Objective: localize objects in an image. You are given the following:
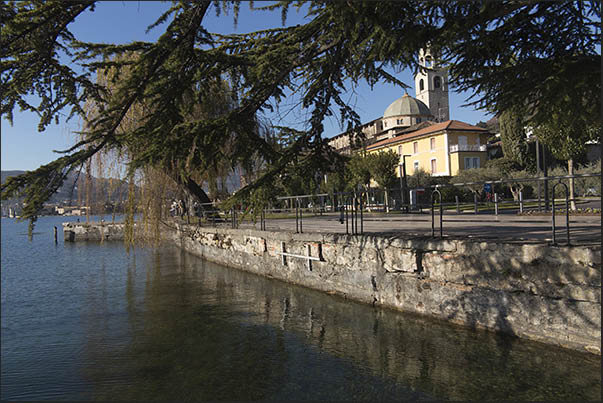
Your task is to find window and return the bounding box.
[464,157,480,169]
[430,137,436,150]
[458,135,467,146]
[417,117,421,123]
[397,145,402,156]
[384,121,387,128]
[413,141,418,154]
[414,161,419,172]
[431,159,437,174]
[434,76,441,89]
[419,79,424,91]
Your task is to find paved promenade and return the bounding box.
[234,211,601,246]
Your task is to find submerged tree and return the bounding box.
[2,1,600,233]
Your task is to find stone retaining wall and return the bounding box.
[168,223,601,355]
[62,221,131,241]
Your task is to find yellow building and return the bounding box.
[366,120,490,177]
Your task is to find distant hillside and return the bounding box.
[475,116,499,135]
[1,170,26,184]
[1,170,130,205]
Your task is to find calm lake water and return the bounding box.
[1,216,600,400]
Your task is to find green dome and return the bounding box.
[383,93,432,118]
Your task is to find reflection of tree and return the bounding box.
[87,247,288,401]
[175,249,600,401]
[81,245,600,401]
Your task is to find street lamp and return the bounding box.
[535,138,549,212]
[399,154,412,213]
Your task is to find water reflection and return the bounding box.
[79,246,599,401]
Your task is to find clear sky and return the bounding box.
[1,1,492,172]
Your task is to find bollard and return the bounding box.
[455,195,460,214]
[359,194,364,235]
[474,193,478,214]
[295,199,299,233]
[351,196,355,234]
[431,189,443,238]
[345,198,349,235]
[551,181,570,245]
[494,193,499,216]
[519,191,524,214]
[299,199,303,233]
[261,209,266,231]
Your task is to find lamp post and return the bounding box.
[399,154,411,213]
[536,137,541,211]
[535,138,550,211]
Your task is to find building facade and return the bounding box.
[328,48,490,176]
[366,120,489,177]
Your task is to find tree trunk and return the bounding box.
[166,172,222,220]
[508,184,523,201]
[384,188,389,212]
[568,159,576,210]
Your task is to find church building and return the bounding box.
[328,48,489,176]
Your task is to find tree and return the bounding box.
[368,150,399,212]
[406,168,431,190]
[505,170,534,202]
[2,1,600,226]
[499,107,532,169]
[485,158,532,201]
[533,104,600,210]
[346,153,372,192]
[576,160,601,198]
[451,167,501,198]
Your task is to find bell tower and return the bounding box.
[415,48,450,122]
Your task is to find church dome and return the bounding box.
[383,93,432,118]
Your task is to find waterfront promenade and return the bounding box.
[234,211,601,245]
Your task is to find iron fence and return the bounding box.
[172,173,600,245]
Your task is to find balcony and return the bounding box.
[449,144,487,152]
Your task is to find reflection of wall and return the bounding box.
[167,225,601,355]
[175,250,601,401]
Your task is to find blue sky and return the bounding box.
[1,1,492,171]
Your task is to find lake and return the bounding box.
[1,216,600,400]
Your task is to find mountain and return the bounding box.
[1,170,131,205]
[1,170,26,184]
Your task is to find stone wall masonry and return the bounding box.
[63,221,134,241]
[167,223,601,355]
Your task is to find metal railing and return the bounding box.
[171,173,600,245]
[551,181,570,246]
